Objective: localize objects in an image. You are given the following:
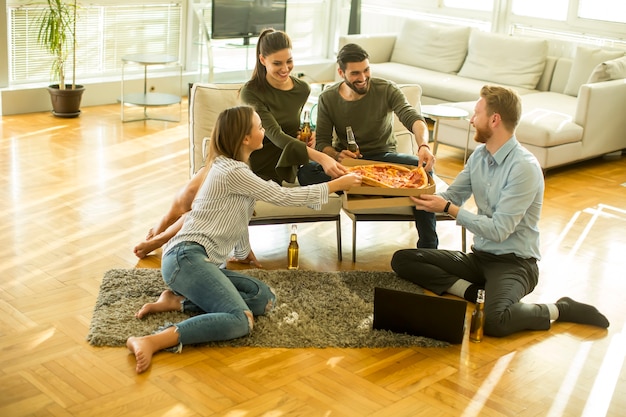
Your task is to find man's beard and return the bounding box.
[473,125,492,144]
[343,77,369,95]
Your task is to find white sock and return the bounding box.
[447,279,472,298]
[548,303,559,321]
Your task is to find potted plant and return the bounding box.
[36,0,85,117]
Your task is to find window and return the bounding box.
[511,0,626,25]
[578,0,626,24]
[7,1,181,85]
[443,0,493,12]
[512,0,568,20]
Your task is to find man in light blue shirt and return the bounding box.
[391,85,609,337]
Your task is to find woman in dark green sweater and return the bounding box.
[241,28,347,184]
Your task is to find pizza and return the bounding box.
[345,163,429,189]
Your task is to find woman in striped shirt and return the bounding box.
[127,106,361,374]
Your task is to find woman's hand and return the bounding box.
[307,131,316,148]
[318,151,349,179]
[328,172,362,193]
[229,250,263,268]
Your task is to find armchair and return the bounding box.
[189,83,344,260]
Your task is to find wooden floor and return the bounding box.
[2,101,625,416]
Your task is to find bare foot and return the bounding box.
[133,239,163,259]
[126,336,154,374]
[136,290,184,318]
[127,326,179,374]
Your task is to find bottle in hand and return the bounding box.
[300,111,312,143]
[346,126,360,157]
[287,224,299,270]
[469,289,486,342]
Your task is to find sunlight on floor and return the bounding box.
[582,322,626,417]
[546,341,593,416]
[462,352,516,417]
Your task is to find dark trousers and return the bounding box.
[391,248,551,337]
[298,152,438,248]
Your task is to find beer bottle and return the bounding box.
[300,111,312,143]
[469,289,486,343]
[287,224,299,270]
[346,126,360,156]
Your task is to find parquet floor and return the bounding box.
[1,101,625,416]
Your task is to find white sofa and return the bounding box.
[339,19,626,170]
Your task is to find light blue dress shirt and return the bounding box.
[439,136,544,260]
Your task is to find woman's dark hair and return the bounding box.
[248,28,292,90]
[336,43,369,72]
[207,105,255,164]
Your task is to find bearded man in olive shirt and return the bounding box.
[298,43,439,248]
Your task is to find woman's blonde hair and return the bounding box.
[207,105,255,165]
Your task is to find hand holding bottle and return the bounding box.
[346,126,362,158]
[300,110,313,144]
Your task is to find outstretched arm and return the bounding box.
[134,166,209,258]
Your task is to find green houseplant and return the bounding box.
[36,0,85,117]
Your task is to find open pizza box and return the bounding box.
[341,158,436,210]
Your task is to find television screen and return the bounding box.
[211,0,287,41]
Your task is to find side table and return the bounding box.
[120,54,182,122]
[421,105,471,161]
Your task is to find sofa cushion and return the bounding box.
[587,56,626,83]
[371,62,538,103]
[252,194,342,221]
[458,31,548,89]
[516,92,582,147]
[390,19,470,73]
[437,92,582,149]
[563,46,624,96]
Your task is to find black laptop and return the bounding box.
[373,287,468,344]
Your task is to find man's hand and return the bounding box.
[336,149,362,162]
[418,145,436,172]
[410,193,447,213]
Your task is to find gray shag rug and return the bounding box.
[87,268,449,349]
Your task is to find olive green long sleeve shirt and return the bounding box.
[240,77,310,184]
[315,78,425,155]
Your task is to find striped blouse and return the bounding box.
[163,156,329,264]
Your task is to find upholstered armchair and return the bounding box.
[188,83,344,260]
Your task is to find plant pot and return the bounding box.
[47,84,85,118]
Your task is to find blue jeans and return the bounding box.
[298,152,438,248]
[161,242,276,347]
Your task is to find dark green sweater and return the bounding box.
[240,77,310,184]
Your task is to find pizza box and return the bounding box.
[342,158,436,197]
